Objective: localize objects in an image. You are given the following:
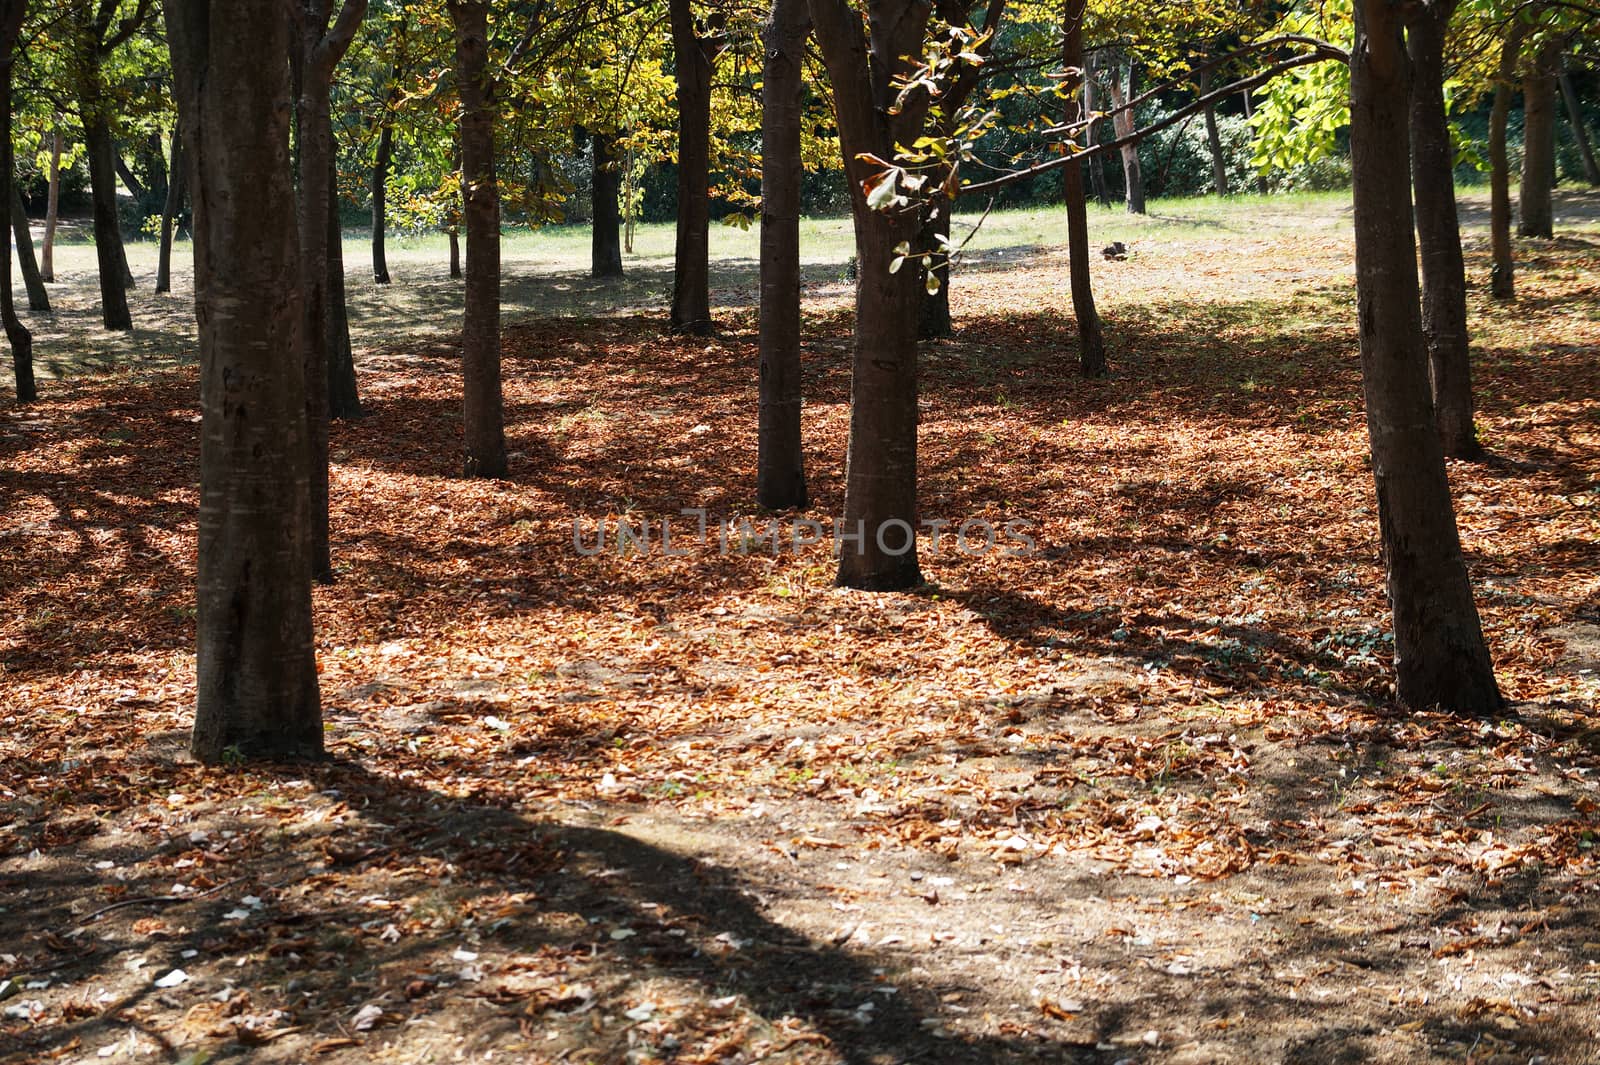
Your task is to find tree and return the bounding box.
[1103,53,1146,214]
[449,0,506,478]
[1063,0,1105,376]
[371,63,397,284]
[1348,0,1502,714]
[1406,0,1477,456]
[293,0,368,584]
[1559,60,1600,184]
[1488,17,1528,298]
[70,0,155,331]
[1518,36,1560,239]
[755,0,808,510]
[9,185,49,312]
[807,0,940,590]
[3,0,34,404]
[591,130,624,278]
[154,134,184,293]
[165,0,323,762]
[40,128,60,282]
[668,0,717,334]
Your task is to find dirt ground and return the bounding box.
[3,194,1600,1064]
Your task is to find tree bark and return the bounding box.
[808,0,930,590]
[1107,57,1145,214]
[327,157,362,419]
[155,133,185,293]
[449,0,506,478]
[668,0,714,334]
[591,131,623,278]
[2,0,35,403]
[41,128,60,282]
[1064,0,1105,377]
[1488,21,1527,298]
[1560,65,1600,185]
[756,0,809,510]
[371,116,392,283]
[165,0,323,762]
[83,113,133,328]
[1407,1,1477,458]
[1199,67,1228,196]
[448,226,460,277]
[1348,0,1502,716]
[10,186,49,312]
[1518,38,1559,239]
[918,193,953,338]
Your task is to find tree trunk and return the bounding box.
[156,133,185,293]
[1488,23,1526,298]
[450,0,506,479]
[1518,38,1559,239]
[1084,56,1108,206]
[371,117,392,284]
[2,1,35,403]
[808,0,929,591]
[1199,67,1228,196]
[447,226,460,277]
[918,193,952,338]
[1407,2,1477,458]
[40,128,60,282]
[83,113,133,329]
[668,0,714,334]
[1107,57,1145,214]
[10,186,49,312]
[756,0,809,510]
[1559,65,1600,185]
[327,160,362,419]
[165,0,323,763]
[1064,0,1105,377]
[1348,0,1502,716]
[591,131,623,278]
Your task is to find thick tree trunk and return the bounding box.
[808,0,929,590]
[41,128,60,282]
[1199,67,1228,196]
[10,187,49,312]
[166,0,323,763]
[83,113,133,329]
[1407,3,1477,458]
[1488,22,1526,299]
[668,0,714,334]
[1518,39,1559,239]
[756,0,809,510]
[156,133,185,293]
[327,158,362,419]
[450,0,506,478]
[591,131,623,278]
[1560,66,1600,185]
[1064,0,1105,377]
[1107,58,1146,214]
[371,118,392,284]
[2,2,35,403]
[1349,0,1502,716]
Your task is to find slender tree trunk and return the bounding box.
[668,0,714,334]
[624,138,637,253]
[327,156,362,419]
[2,1,35,403]
[808,0,929,591]
[40,128,59,282]
[756,0,809,510]
[1199,67,1228,196]
[1518,38,1559,239]
[1064,0,1105,377]
[1407,2,1477,458]
[450,0,505,478]
[1349,0,1502,716]
[166,0,323,763]
[1107,57,1145,214]
[1084,56,1108,206]
[155,133,185,293]
[447,226,460,277]
[1489,22,1527,298]
[371,117,392,283]
[591,131,623,278]
[10,187,49,312]
[1559,65,1600,185]
[83,113,133,329]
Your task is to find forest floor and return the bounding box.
[4,191,1600,1064]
